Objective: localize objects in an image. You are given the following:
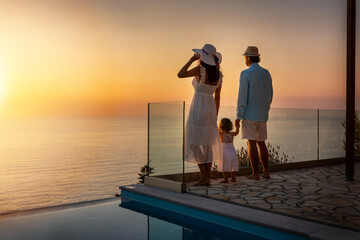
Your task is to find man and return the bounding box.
[235,46,273,180]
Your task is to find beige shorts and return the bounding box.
[241,119,267,141]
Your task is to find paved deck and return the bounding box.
[187,162,360,232]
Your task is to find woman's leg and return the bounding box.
[205,162,212,182]
[221,172,229,183]
[195,163,209,185]
[230,172,237,182]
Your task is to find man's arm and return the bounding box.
[236,71,248,121]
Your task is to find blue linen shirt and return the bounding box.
[236,63,273,122]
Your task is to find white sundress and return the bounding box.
[218,133,239,172]
[185,66,223,164]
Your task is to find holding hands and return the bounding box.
[235,119,240,128]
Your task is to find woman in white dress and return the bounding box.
[177,44,223,186]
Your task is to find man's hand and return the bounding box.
[235,119,240,128]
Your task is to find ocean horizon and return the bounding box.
[0,107,348,215]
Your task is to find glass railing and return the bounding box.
[148,102,185,179]
[148,103,348,181]
[319,109,346,159]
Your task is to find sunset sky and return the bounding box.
[0,0,359,117]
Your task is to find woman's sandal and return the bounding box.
[262,174,270,179]
[194,181,211,186]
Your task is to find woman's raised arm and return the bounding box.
[178,54,200,78]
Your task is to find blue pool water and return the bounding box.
[0,196,307,240]
[121,190,307,240]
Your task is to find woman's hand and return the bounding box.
[190,53,200,62]
[177,53,201,78]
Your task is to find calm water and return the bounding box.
[0,199,282,240]
[0,108,347,214]
[0,116,147,214]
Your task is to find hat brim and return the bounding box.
[243,52,260,57]
[193,49,222,66]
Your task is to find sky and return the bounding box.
[0,0,358,117]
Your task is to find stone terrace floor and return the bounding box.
[187,162,360,232]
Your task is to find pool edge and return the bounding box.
[120,184,360,240]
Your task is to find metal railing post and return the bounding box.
[317,109,320,160]
[346,0,356,181]
[182,101,185,183]
[147,103,150,169]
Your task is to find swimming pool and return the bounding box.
[0,193,309,240]
[121,189,308,240]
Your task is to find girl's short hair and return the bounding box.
[219,118,233,132]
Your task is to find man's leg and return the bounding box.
[257,141,270,179]
[247,140,260,180]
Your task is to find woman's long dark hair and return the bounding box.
[200,55,220,83]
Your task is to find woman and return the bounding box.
[177,44,223,186]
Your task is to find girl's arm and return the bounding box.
[214,85,221,116]
[177,54,200,78]
[231,124,240,137]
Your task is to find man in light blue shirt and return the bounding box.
[235,46,273,180]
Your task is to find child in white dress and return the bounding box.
[218,118,239,183]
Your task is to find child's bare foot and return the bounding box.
[247,174,259,180]
[220,179,229,183]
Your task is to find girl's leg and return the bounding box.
[221,172,229,183]
[230,172,237,182]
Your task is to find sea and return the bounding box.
[0,107,349,215]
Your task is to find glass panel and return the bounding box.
[267,108,317,163]
[185,106,318,174]
[184,104,199,173]
[148,102,184,178]
[319,110,346,159]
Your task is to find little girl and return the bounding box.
[218,118,239,183]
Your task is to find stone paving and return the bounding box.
[187,163,360,232]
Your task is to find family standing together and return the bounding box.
[178,44,273,186]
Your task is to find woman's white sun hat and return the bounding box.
[192,44,222,66]
[243,46,260,57]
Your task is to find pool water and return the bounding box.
[0,197,305,240]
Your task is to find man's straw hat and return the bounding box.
[243,46,260,57]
